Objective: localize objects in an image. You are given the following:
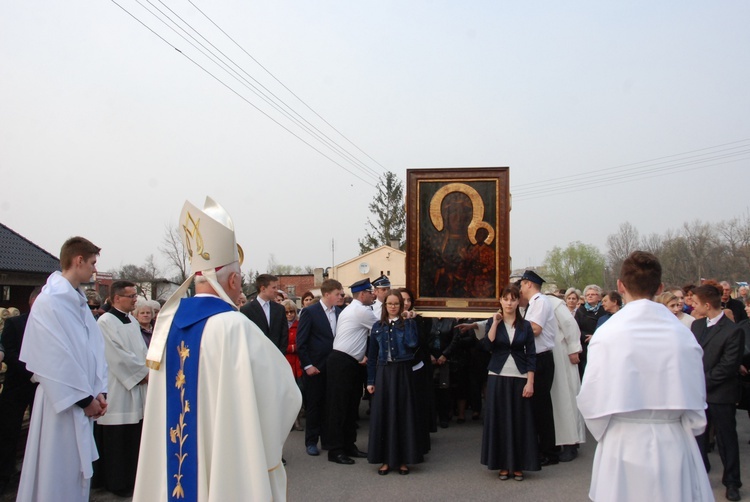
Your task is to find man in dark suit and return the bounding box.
[296,279,343,456]
[241,274,288,353]
[692,283,744,502]
[0,287,42,495]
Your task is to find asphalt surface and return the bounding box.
[3,402,750,501]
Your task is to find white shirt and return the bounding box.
[372,299,383,320]
[333,299,378,361]
[706,311,724,328]
[524,292,557,353]
[320,300,337,335]
[257,297,271,326]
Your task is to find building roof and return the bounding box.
[334,245,405,269]
[0,223,60,274]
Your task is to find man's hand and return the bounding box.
[568,353,580,365]
[359,356,368,366]
[437,355,447,365]
[305,366,321,376]
[85,394,107,419]
[367,385,375,394]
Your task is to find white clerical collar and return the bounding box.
[706,311,724,328]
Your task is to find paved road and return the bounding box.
[4,403,750,501]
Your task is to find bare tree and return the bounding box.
[160,223,189,284]
[606,222,640,273]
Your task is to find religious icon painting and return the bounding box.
[406,167,510,316]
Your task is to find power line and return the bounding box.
[109,0,378,187]
[186,0,389,176]
[513,138,750,189]
[150,0,382,181]
[513,149,749,201]
[514,147,750,197]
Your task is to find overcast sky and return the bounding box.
[2,1,748,279]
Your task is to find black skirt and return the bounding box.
[413,361,435,453]
[368,361,424,467]
[481,375,540,472]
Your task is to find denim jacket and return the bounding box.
[367,318,419,385]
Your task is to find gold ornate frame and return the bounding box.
[406,167,510,317]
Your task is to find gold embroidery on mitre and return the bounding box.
[182,212,211,261]
[237,244,244,266]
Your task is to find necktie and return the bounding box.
[263,301,271,326]
[327,307,337,336]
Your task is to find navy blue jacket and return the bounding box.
[296,301,340,370]
[367,318,419,385]
[483,318,536,375]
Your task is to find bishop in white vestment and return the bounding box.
[133,197,301,502]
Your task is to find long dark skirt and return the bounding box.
[368,361,424,467]
[481,375,540,472]
[413,362,434,453]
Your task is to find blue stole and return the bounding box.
[165,296,233,501]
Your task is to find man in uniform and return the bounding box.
[133,197,301,501]
[17,237,108,502]
[325,278,376,464]
[520,270,558,465]
[371,275,391,319]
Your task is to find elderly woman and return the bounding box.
[133,301,155,347]
[574,284,606,377]
[595,291,622,329]
[564,288,582,315]
[282,299,304,431]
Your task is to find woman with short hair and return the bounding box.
[133,301,154,347]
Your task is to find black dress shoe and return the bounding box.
[540,456,559,466]
[328,453,355,465]
[558,446,578,462]
[726,485,741,501]
[345,447,368,458]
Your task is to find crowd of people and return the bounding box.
[1,206,750,501]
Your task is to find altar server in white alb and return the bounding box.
[17,237,109,502]
[133,197,301,502]
[577,251,712,502]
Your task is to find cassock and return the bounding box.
[577,299,712,502]
[548,295,586,446]
[17,271,108,502]
[133,295,301,502]
[96,308,148,492]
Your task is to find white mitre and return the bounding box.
[146,196,244,370]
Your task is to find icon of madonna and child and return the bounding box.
[418,181,499,299]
